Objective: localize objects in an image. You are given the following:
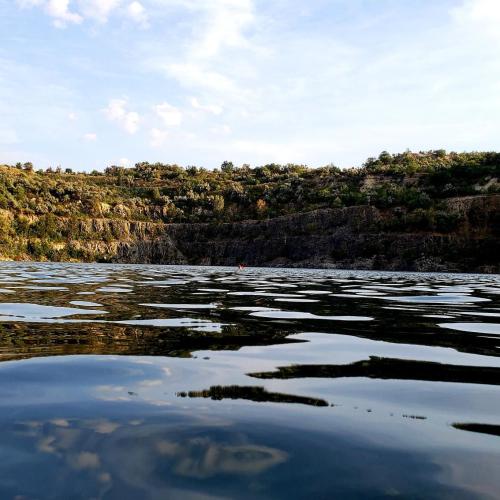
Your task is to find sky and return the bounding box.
[0,0,499,171]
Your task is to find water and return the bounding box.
[0,263,499,499]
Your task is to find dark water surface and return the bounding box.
[0,263,499,499]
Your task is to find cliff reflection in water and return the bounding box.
[249,356,500,385]
[178,385,329,407]
[0,263,499,498]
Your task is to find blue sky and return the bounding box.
[0,0,499,170]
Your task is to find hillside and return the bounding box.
[0,150,499,272]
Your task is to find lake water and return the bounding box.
[0,263,499,499]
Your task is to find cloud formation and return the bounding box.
[190,97,223,115]
[78,0,122,24]
[452,0,500,40]
[104,99,140,134]
[7,0,500,170]
[16,0,148,27]
[127,1,148,27]
[154,102,182,127]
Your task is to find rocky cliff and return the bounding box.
[106,195,499,272]
[1,152,498,272]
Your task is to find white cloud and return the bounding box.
[16,0,149,26]
[117,157,131,167]
[68,112,77,121]
[123,112,140,134]
[150,128,169,147]
[17,0,83,28]
[190,97,223,115]
[452,0,500,40]
[83,132,97,141]
[166,63,236,93]
[46,0,83,27]
[10,0,500,170]
[77,0,122,24]
[104,99,140,134]
[154,102,182,126]
[190,0,255,59]
[145,0,256,104]
[453,0,500,22]
[126,1,148,27]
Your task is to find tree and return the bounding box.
[378,151,392,164]
[221,161,234,173]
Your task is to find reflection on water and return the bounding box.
[178,385,329,406]
[249,356,500,385]
[453,423,500,437]
[0,263,499,498]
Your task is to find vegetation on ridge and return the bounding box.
[0,150,498,262]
